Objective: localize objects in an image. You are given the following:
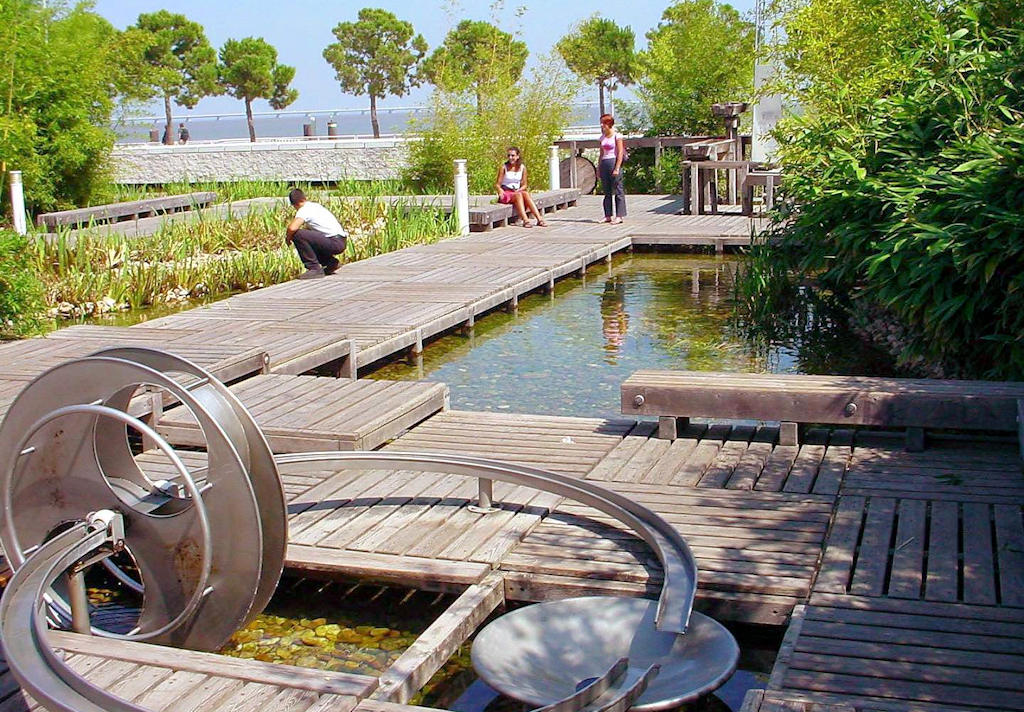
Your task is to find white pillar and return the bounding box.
[454,159,470,236]
[9,170,27,235]
[548,145,560,190]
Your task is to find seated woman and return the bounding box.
[495,147,547,228]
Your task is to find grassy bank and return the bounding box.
[4,192,454,337]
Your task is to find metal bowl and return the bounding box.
[471,596,739,711]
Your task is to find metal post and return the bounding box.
[454,159,470,236]
[548,145,560,190]
[469,477,499,514]
[9,170,27,235]
[67,569,91,634]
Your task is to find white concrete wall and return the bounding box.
[112,137,413,184]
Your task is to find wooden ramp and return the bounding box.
[0,631,376,712]
[766,438,1024,711]
[155,374,448,452]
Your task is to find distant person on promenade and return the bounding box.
[599,114,626,224]
[495,147,548,228]
[285,188,348,279]
[178,123,190,144]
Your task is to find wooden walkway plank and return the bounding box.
[995,504,1024,606]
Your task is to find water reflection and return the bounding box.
[600,277,629,364]
[369,253,892,418]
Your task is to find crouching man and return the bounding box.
[286,188,348,279]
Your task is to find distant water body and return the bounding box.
[115,104,602,144]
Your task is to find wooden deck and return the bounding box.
[765,437,1024,711]
[155,374,448,452]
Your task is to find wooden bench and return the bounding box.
[468,188,580,231]
[622,370,1024,452]
[36,191,217,230]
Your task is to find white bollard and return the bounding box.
[9,170,27,235]
[454,159,470,236]
[548,145,560,190]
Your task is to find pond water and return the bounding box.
[368,253,892,418]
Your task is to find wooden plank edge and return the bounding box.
[285,545,491,590]
[768,603,808,691]
[373,572,505,703]
[48,630,377,698]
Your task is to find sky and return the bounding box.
[92,0,757,117]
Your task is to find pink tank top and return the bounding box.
[600,133,617,160]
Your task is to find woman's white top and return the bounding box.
[502,163,524,190]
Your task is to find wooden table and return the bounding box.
[680,160,751,215]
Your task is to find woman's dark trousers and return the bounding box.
[292,229,347,269]
[599,158,627,218]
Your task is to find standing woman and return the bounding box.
[599,114,626,224]
[496,147,548,228]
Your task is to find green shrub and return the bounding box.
[0,230,46,338]
[749,5,1024,379]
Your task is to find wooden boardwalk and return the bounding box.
[7,196,1019,710]
[132,194,764,376]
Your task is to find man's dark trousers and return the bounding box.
[292,228,347,269]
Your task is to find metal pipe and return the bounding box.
[66,569,91,635]
[478,478,493,509]
[454,159,470,236]
[9,170,27,235]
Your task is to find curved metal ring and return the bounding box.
[5,403,214,642]
[0,519,150,712]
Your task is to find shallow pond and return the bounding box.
[367,253,891,418]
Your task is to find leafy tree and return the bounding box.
[765,0,927,122]
[556,17,635,116]
[127,11,220,145]
[1,1,126,214]
[219,37,298,142]
[422,20,527,113]
[323,8,427,139]
[637,0,755,135]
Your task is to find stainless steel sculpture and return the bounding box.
[0,349,738,712]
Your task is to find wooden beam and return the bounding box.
[373,572,505,704]
[49,630,377,697]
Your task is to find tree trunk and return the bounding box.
[245,98,256,143]
[370,94,380,138]
[598,81,606,117]
[163,94,174,145]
